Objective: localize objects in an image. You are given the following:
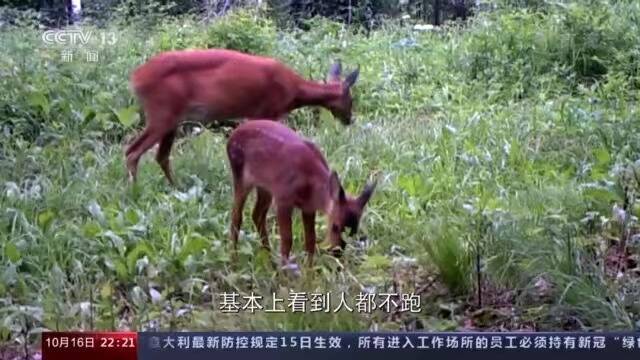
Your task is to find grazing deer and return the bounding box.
[226,120,376,267]
[125,48,360,185]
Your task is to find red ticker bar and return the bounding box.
[42,332,138,360]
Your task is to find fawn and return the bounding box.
[226,120,376,267]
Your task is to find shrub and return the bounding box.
[205,8,277,55]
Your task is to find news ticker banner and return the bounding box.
[42,331,640,360]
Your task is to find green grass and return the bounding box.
[2,1,640,346]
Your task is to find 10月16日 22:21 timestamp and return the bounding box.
[44,334,135,349]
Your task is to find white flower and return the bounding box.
[414,24,436,31]
[149,288,162,304]
[612,203,626,223]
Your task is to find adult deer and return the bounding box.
[227,119,376,267]
[125,48,360,185]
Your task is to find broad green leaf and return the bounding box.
[114,260,129,281]
[0,326,11,342]
[126,242,152,272]
[254,247,272,272]
[4,243,21,263]
[319,108,333,124]
[179,234,208,261]
[83,221,102,238]
[38,209,55,231]
[361,254,391,271]
[125,209,139,225]
[115,106,140,128]
[28,92,49,113]
[397,175,420,196]
[593,148,610,166]
[83,107,97,124]
[100,283,113,299]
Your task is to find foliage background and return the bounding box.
[1,0,640,355]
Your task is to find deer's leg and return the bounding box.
[125,128,149,157]
[228,142,246,252]
[125,128,151,182]
[229,184,251,252]
[252,187,273,251]
[275,204,294,267]
[126,104,182,183]
[302,211,316,267]
[126,127,170,183]
[156,130,177,186]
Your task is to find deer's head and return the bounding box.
[326,60,360,125]
[325,171,376,257]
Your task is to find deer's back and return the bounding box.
[131,49,301,119]
[227,120,330,202]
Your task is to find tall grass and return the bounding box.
[1,1,640,346]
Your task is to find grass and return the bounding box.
[2,1,640,348]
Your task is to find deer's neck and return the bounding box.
[293,81,341,109]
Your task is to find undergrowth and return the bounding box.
[1,1,640,348]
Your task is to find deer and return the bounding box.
[124,48,360,186]
[226,119,377,268]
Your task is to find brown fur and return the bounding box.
[226,120,376,267]
[125,48,359,185]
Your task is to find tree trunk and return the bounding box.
[65,0,73,24]
[452,0,468,21]
[433,0,441,26]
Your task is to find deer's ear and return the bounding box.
[329,170,346,203]
[328,60,342,82]
[357,179,377,208]
[344,66,360,88]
